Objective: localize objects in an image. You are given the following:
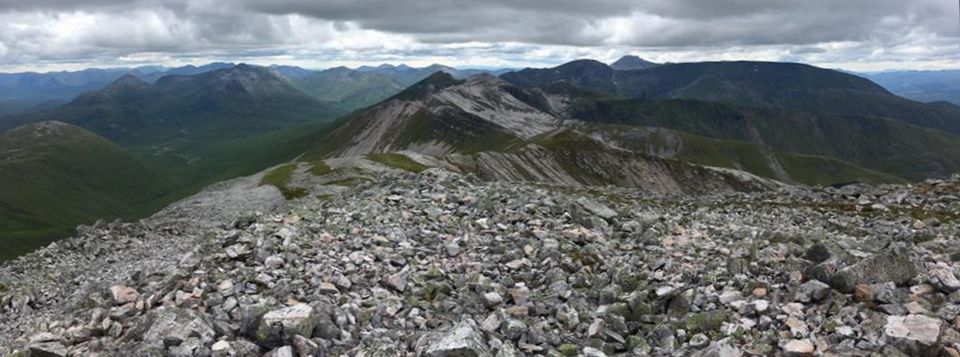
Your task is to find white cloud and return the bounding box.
[0,0,957,72]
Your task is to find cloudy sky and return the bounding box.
[0,0,957,72]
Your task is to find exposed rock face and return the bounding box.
[330,74,566,158]
[422,318,491,357]
[109,285,139,305]
[782,339,814,356]
[795,280,831,303]
[444,133,781,195]
[2,167,960,356]
[255,304,318,347]
[139,307,217,354]
[884,314,943,355]
[829,252,918,292]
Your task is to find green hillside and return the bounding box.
[571,98,960,181]
[503,60,960,134]
[0,121,175,260]
[56,65,343,146]
[0,65,351,260]
[23,65,349,187]
[292,68,405,110]
[587,125,905,186]
[301,73,899,187]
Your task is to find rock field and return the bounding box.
[3,167,960,356]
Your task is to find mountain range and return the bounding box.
[4,55,960,260]
[863,70,960,106]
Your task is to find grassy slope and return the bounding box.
[300,74,903,186]
[0,123,175,260]
[367,153,429,173]
[504,60,960,135]
[0,114,340,262]
[666,130,905,185]
[526,129,764,192]
[260,163,307,199]
[0,67,379,261]
[572,98,960,181]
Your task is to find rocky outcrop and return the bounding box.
[2,167,960,356]
[445,131,782,195]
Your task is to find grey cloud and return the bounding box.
[0,0,957,71]
[234,0,958,46]
[1,0,955,47]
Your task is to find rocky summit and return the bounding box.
[2,166,960,356]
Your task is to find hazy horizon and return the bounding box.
[4,56,960,76]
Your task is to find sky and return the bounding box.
[0,0,958,73]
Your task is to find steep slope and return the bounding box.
[307,72,561,158]
[302,73,782,192]
[503,60,960,134]
[0,121,174,260]
[52,64,342,146]
[579,125,905,185]
[303,71,921,187]
[503,60,619,95]
[1,65,347,229]
[570,98,960,181]
[444,129,779,193]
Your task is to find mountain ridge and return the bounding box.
[502,60,960,135]
[300,71,906,188]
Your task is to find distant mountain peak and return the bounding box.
[560,59,609,67]
[389,71,463,101]
[610,55,659,70]
[111,73,148,86]
[425,63,455,71]
[465,72,503,85]
[68,73,150,105]
[554,59,614,74]
[1,121,92,160]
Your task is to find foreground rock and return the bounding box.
[421,319,491,357]
[2,168,960,356]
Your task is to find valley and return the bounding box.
[6,58,960,260]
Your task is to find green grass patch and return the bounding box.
[684,311,728,334]
[0,122,180,261]
[308,160,333,176]
[367,153,429,173]
[778,154,906,186]
[259,163,308,199]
